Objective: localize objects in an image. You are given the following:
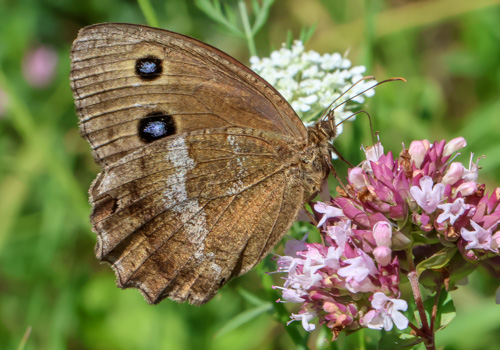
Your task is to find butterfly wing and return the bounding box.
[70,23,307,166]
[91,127,304,305]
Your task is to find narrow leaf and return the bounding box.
[251,0,275,34]
[195,0,244,37]
[251,0,260,15]
[379,333,424,350]
[137,0,159,28]
[416,247,457,275]
[299,24,317,44]
[237,287,268,307]
[285,29,293,49]
[214,303,273,339]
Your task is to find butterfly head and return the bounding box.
[308,113,337,146]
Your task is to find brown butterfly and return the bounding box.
[70,23,337,305]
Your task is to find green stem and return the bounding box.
[16,326,32,350]
[137,0,159,27]
[358,328,366,350]
[238,0,257,56]
[362,0,376,72]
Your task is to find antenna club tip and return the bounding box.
[393,77,407,83]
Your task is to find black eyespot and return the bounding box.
[138,113,176,143]
[135,56,162,80]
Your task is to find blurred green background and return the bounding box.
[1,0,500,349]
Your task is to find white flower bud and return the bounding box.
[442,162,465,185]
[443,137,467,157]
[457,182,477,196]
[348,167,366,189]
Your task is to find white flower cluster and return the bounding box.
[250,40,376,132]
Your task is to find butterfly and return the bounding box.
[70,23,337,305]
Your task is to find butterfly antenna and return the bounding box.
[331,77,406,120]
[319,75,375,122]
[322,77,407,123]
[335,110,376,147]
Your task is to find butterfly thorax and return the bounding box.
[298,120,336,201]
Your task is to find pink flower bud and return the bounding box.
[348,167,366,189]
[373,221,392,247]
[443,137,467,157]
[442,162,465,185]
[457,182,477,196]
[408,140,428,168]
[374,246,392,266]
[323,301,341,314]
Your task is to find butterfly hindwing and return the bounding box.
[90,127,304,304]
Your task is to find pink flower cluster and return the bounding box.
[274,137,500,338]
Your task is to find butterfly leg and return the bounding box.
[324,154,347,192]
[300,204,318,226]
[330,145,353,168]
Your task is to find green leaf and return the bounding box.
[251,0,275,35]
[251,0,261,15]
[416,247,457,275]
[424,290,456,331]
[379,333,424,350]
[299,23,317,44]
[136,0,159,28]
[237,287,268,307]
[446,254,477,290]
[195,0,244,37]
[285,29,294,49]
[214,303,274,339]
[223,2,237,27]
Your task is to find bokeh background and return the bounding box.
[1,0,500,349]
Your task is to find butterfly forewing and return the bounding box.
[70,23,307,166]
[90,128,304,304]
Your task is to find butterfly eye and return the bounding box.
[138,113,176,143]
[135,56,162,80]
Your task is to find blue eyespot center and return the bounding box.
[135,57,162,80]
[138,113,175,142]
